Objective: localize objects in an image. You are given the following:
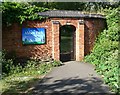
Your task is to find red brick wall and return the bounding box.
[2,20,53,60]
[51,18,79,60]
[2,18,106,61]
[84,18,106,55]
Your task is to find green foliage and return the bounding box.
[30,2,120,14]
[1,51,61,93]
[2,2,120,26]
[52,60,62,67]
[84,7,119,93]
[0,51,2,81]
[32,2,120,12]
[1,50,22,76]
[2,2,48,25]
[2,50,61,77]
[2,51,14,76]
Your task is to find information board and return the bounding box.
[22,28,46,45]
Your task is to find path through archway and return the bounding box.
[60,25,76,62]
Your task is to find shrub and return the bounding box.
[2,50,61,77]
[52,60,62,67]
[84,7,119,93]
[2,51,14,76]
[1,51,22,76]
[2,2,48,25]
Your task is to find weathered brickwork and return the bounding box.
[2,17,106,61]
[2,20,53,60]
[84,18,106,55]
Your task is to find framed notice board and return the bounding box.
[22,28,46,45]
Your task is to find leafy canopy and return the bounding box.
[2,2,120,25]
[2,2,48,25]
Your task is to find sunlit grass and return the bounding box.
[1,60,61,94]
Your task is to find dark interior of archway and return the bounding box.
[60,25,76,62]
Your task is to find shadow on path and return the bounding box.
[31,76,112,94]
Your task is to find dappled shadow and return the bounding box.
[30,76,112,95]
[2,76,113,95]
[2,78,41,95]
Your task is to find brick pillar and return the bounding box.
[79,19,84,61]
[76,22,80,61]
[76,19,84,61]
[52,21,60,61]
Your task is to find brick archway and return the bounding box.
[60,25,76,62]
[51,18,84,61]
[3,10,106,62]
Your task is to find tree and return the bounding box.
[2,2,48,25]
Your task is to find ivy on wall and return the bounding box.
[2,2,48,26]
[84,7,120,93]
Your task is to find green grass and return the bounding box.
[1,76,41,94]
[1,60,61,94]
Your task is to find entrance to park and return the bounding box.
[60,25,76,62]
[3,10,106,62]
[51,18,85,61]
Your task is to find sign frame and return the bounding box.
[22,28,46,45]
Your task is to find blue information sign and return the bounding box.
[22,28,46,45]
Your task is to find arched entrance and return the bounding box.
[51,19,85,61]
[2,10,106,62]
[60,25,76,62]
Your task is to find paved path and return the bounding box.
[31,61,113,94]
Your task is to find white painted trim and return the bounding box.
[52,22,54,59]
[76,21,80,61]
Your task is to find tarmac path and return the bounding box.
[31,61,113,95]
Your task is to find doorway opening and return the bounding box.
[60,25,76,62]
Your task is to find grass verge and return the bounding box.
[1,60,61,95]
